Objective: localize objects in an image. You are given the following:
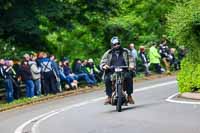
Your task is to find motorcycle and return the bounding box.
[110,66,129,112]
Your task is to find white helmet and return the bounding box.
[110,36,120,46]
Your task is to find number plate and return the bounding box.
[115,68,123,72]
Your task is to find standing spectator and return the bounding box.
[37,52,57,95]
[8,60,20,100]
[138,46,150,76]
[129,43,138,68]
[0,59,5,80]
[129,43,138,73]
[0,59,5,73]
[50,55,62,92]
[12,60,21,99]
[149,42,162,74]
[0,60,15,102]
[29,53,42,96]
[17,54,35,98]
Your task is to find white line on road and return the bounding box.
[15,80,177,133]
[14,110,56,133]
[134,81,177,92]
[166,93,200,105]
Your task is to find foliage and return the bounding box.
[104,0,183,49]
[167,0,200,92]
[0,0,183,61]
[177,58,200,93]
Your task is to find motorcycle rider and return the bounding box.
[100,36,135,105]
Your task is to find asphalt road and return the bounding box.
[0,76,200,133]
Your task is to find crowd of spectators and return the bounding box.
[130,39,187,76]
[0,52,102,103]
[0,39,187,103]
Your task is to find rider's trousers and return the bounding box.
[104,72,133,97]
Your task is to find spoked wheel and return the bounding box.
[116,96,122,112]
[116,84,122,112]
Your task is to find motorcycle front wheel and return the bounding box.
[116,84,122,112]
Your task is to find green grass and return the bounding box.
[134,73,145,80]
[0,95,52,109]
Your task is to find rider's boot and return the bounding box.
[104,96,111,105]
[127,95,135,104]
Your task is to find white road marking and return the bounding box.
[14,110,56,133]
[15,80,178,133]
[134,81,177,92]
[166,93,200,105]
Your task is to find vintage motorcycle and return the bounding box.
[110,66,129,112]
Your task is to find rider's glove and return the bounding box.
[102,64,110,70]
[128,66,135,70]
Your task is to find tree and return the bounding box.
[0,0,183,61]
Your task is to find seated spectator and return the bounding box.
[168,48,179,70]
[177,46,187,69]
[72,59,96,86]
[159,39,171,74]
[59,60,78,89]
[82,59,97,84]
[86,58,102,82]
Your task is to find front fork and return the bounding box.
[111,76,127,105]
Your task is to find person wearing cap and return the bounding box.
[86,58,101,82]
[100,36,135,105]
[88,58,100,74]
[81,59,97,84]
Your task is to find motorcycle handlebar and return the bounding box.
[110,66,128,68]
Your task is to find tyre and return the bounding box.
[116,96,122,112]
[116,84,122,112]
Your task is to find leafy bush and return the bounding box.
[167,0,200,92]
[177,58,200,93]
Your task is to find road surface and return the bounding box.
[0,76,199,133]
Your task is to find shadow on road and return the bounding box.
[105,101,165,113]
